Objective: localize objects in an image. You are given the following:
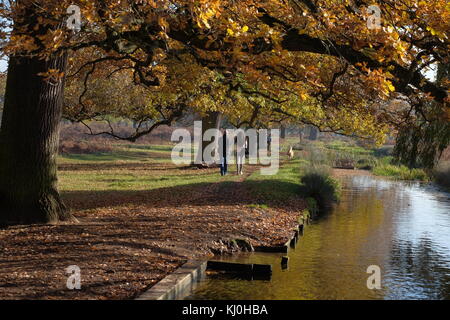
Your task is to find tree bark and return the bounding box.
[308,126,319,141]
[299,127,304,143]
[195,111,223,165]
[280,125,286,139]
[0,52,74,225]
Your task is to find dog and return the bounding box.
[288,146,294,159]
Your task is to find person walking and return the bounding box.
[220,129,228,176]
[236,131,245,175]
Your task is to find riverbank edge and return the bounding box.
[136,260,208,300]
[136,211,309,300]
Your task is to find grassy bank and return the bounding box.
[59,140,341,215]
[294,140,431,182]
[300,165,341,212]
[241,156,341,214]
[372,163,429,181]
[243,159,306,202]
[58,143,241,192]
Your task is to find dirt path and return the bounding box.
[0,165,305,300]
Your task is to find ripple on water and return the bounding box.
[185,175,450,300]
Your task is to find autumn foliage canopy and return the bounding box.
[0,0,449,142]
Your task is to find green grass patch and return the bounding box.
[299,165,341,211]
[297,140,380,169]
[305,197,319,216]
[372,164,429,181]
[59,146,173,164]
[60,152,148,162]
[118,144,175,153]
[243,159,306,201]
[325,141,374,155]
[60,171,239,192]
[58,144,242,192]
[59,168,240,192]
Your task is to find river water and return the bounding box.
[185,174,450,300]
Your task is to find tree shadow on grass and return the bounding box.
[58,161,183,172]
[61,179,304,212]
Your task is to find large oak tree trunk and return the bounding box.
[0,52,74,225]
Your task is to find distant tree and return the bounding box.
[308,127,319,141]
[394,64,450,169]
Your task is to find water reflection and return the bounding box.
[185,175,450,300]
